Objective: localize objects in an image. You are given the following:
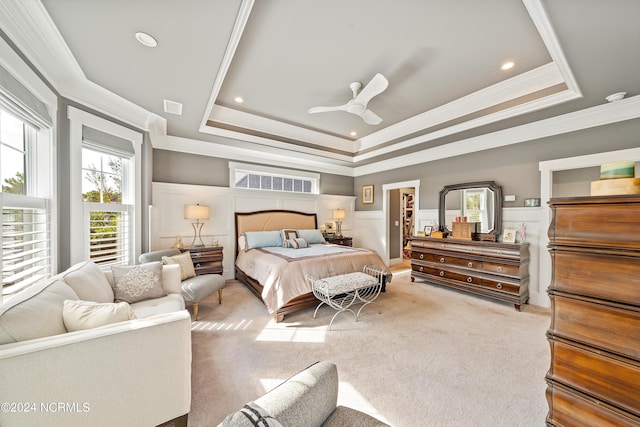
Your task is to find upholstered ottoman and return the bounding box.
[181,274,225,320]
[139,249,226,320]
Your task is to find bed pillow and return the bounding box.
[297,229,326,244]
[162,251,196,280]
[111,261,166,303]
[280,229,299,241]
[244,231,283,249]
[238,235,248,251]
[283,238,309,249]
[62,299,136,332]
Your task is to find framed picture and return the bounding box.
[502,228,516,243]
[423,226,432,237]
[324,222,334,232]
[362,184,374,204]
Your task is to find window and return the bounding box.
[68,107,142,267]
[230,162,319,194]
[82,147,132,267]
[1,110,52,298]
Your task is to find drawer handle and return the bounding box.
[467,262,473,268]
[440,257,445,263]
[498,251,503,255]
[419,254,424,260]
[496,283,503,289]
[439,271,445,277]
[419,266,423,272]
[466,277,473,283]
[196,263,201,268]
[497,266,503,272]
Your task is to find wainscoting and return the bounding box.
[151,182,547,306]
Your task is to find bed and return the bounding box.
[235,210,392,322]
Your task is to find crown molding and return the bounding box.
[198,0,255,130]
[149,115,355,176]
[354,95,640,176]
[0,0,153,131]
[354,87,580,163]
[202,104,355,153]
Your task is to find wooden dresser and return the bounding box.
[410,236,529,310]
[546,195,640,426]
[181,246,223,275]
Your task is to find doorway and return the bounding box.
[382,180,420,267]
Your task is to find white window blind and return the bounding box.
[85,203,132,267]
[2,199,51,296]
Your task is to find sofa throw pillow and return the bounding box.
[162,251,196,281]
[111,261,166,303]
[62,299,136,332]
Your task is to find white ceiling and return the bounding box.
[1,0,639,176]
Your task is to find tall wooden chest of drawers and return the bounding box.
[546,195,640,426]
[410,237,529,310]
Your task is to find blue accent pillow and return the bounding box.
[297,229,326,244]
[244,231,284,249]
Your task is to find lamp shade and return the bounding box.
[332,209,346,220]
[184,204,210,220]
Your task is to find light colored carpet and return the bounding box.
[188,271,551,427]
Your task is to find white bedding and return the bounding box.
[236,243,391,313]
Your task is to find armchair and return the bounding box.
[218,361,389,426]
[139,248,225,320]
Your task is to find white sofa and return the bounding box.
[0,261,192,427]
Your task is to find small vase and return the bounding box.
[175,237,184,250]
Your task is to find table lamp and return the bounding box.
[184,204,210,247]
[332,209,346,238]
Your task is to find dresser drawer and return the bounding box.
[432,254,482,270]
[483,261,522,277]
[549,294,640,360]
[546,381,640,427]
[551,250,640,305]
[549,340,640,415]
[411,250,436,262]
[480,277,520,295]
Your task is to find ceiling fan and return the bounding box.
[308,73,389,125]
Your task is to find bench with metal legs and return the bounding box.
[306,265,385,330]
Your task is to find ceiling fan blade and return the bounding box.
[360,109,383,125]
[308,104,349,114]
[353,73,389,107]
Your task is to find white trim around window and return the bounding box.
[68,107,142,266]
[229,161,320,194]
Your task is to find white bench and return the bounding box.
[306,265,385,330]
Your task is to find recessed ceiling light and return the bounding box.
[234,96,244,103]
[350,131,357,137]
[163,99,182,115]
[501,61,515,70]
[135,31,157,48]
[605,92,627,102]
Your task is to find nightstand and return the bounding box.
[182,246,223,275]
[325,236,353,247]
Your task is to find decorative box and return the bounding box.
[451,222,480,240]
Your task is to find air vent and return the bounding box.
[163,99,183,115]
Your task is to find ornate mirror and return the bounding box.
[438,181,502,239]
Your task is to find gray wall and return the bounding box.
[153,149,355,196]
[355,117,640,211]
